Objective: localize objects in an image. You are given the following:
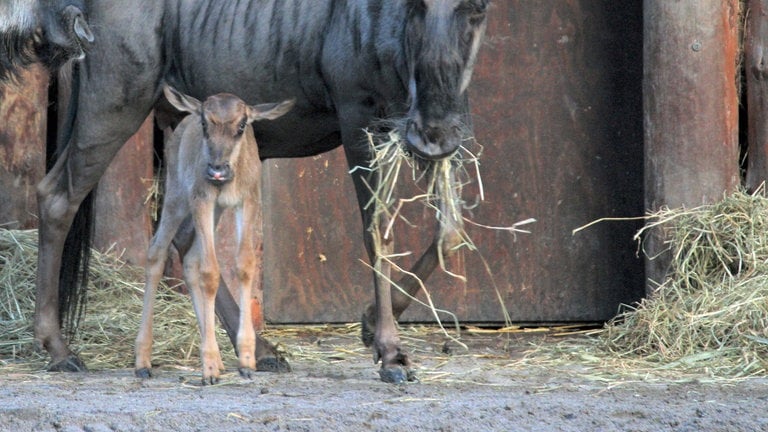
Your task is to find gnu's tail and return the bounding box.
[53,62,94,339]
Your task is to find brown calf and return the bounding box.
[135,85,294,384]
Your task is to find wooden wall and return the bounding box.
[0,66,47,229]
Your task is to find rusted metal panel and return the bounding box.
[643,0,741,289]
[93,115,154,268]
[263,1,646,324]
[0,66,48,229]
[746,0,768,190]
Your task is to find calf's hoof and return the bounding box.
[238,367,254,379]
[135,368,152,379]
[202,375,220,386]
[47,355,87,372]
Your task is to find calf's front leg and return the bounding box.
[189,200,225,385]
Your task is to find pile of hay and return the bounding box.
[0,229,232,371]
[601,189,768,377]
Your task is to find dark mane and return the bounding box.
[0,27,38,81]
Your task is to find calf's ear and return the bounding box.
[163,85,202,114]
[247,99,296,122]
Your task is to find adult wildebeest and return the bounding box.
[0,0,489,383]
[136,85,294,384]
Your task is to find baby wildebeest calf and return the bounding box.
[135,85,294,384]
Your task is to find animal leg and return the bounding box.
[192,199,224,385]
[36,127,143,371]
[234,201,258,378]
[340,110,412,383]
[361,167,465,347]
[173,218,290,372]
[183,240,224,384]
[135,187,190,378]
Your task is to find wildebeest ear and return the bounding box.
[163,85,202,114]
[247,99,296,122]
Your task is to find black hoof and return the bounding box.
[47,355,87,372]
[135,368,152,379]
[202,376,220,386]
[256,356,291,373]
[238,367,254,379]
[378,366,416,384]
[361,310,375,348]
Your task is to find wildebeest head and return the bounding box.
[403,0,488,160]
[0,0,93,81]
[163,85,295,186]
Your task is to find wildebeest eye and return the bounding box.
[236,118,247,136]
[458,0,488,25]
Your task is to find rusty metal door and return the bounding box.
[262,1,646,324]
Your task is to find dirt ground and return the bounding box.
[2,327,767,432]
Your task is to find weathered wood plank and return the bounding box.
[746,0,768,190]
[643,0,741,289]
[92,115,154,268]
[0,66,48,229]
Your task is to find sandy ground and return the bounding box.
[2,327,767,432]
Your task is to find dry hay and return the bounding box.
[359,128,478,340]
[359,128,534,338]
[599,189,768,378]
[0,228,233,372]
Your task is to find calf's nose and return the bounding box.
[206,162,233,184]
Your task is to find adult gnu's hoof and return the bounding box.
[378,366,417,384]
[256,356,292,373]
[135,368,152,379]
[47,355,87,372]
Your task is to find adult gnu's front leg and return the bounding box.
[369,221,414,384]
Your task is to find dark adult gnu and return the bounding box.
[0,0,489,383]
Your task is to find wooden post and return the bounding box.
[643,0,741,290]
[0,66,48,229]
[92,115,155,267]
[746,0,768,190]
